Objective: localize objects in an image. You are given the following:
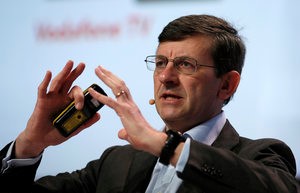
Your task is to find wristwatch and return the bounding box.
[159,129,186,165]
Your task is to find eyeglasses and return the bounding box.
[145,55,216,75]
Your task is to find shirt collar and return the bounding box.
[184,111,226,145]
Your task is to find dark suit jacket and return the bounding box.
[1,120,299,193]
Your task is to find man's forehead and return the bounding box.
[156,36,213,56]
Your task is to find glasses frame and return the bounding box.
[145,55,216,75]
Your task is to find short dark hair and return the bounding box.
[158,14,246,105]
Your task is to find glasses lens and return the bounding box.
[146,56,167,71]
[155,56,167,69]
[145,56,155,71]
[174,57,197,74]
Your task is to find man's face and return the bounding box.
[154,35,224,132]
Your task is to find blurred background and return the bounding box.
[1,0,299,179]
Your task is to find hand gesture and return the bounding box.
[15,61,100,158]
[89,66,166,156]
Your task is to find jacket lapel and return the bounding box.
[212,119,240,150]
[122,150,157,193]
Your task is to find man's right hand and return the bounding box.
[14,60,100,159]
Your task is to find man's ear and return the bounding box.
[217,71,240,100]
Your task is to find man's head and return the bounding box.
[159,14,246,74]
[148,14,245,132]
[158,14,246,105]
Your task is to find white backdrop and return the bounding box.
[1,0,299,178]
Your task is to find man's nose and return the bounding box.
[158,61,179,84]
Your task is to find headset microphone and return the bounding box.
[149,99,155,105]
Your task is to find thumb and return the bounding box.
[118,128,128,140]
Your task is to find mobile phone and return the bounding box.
[53,84,107,137]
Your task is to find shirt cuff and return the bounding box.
[1,141,42,173]
[175,138,191,173]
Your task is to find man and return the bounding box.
[0,14,299,193]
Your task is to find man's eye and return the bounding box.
[155,60,166,68]
[178,61,194,68]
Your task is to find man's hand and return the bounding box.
[15,60,100,159]
[89,66,167,157]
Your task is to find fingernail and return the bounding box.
[96,66,104,75]
[75,102,83,109]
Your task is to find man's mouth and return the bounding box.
[161,93,182,100]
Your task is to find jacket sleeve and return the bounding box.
[0,142,41,193]
[177,138,300,193]
[0,141,114,193]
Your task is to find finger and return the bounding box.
[95,66,132,99]
[61,62,85,94]
[68,85,84,110]
[96,66,122,84]
[118,128,128,140]
[95,66,124,92]
[38,70,52,98]
[49,60,74,92]
[89,88,118,110]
